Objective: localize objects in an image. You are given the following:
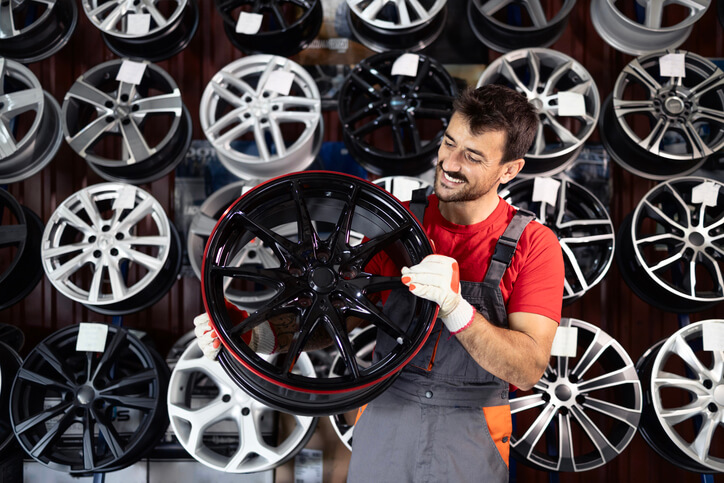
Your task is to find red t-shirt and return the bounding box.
[367,194,564,322]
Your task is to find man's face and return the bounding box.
[434,113,508,203]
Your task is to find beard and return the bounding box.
[433,165,497,202]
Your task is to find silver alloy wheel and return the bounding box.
[200,55,323,180]
[41,183,173,308]
[0,58,62,184]
[83,0,186,39]
[477,49,600,177]
[499,176,615,305]
[590,0,710,55]
[62,59,191,184]
[600,50,724,180]
[168,342,317,473]
[510,318,642,471]
[648,320,724,472]
[372,176,430,202]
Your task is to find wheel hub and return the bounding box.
[714,385,724,406]
[664,96,685,115]
[530,97,544,112]
[390,96,408,112]
[76,385,96,405]
[309,266,337,293]
[554,383,573,402]
[98,235,114,250]
[688,231,705,247]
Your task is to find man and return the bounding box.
[196,84,564,482]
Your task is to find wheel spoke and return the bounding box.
[132,92,182,115]
[348,223,413,268]
[623,59,662,96]
[16,367,73,390]
[512,402,557,458]
[291,180,320,251]
[115,197,154,233]
[690,416,718,461]
[328,184,360,253]
[68,116,114,156]
[82,409,95,471]
[120,118,154,163]
[577,367,636,393]
[29,409,76,459]
[0,224,26,246]
[642,200,687,232]
[67,79,115,110]
[644,0,664,28]
[613,99,656,117]
[583,397,641,427]
[101,394,157,411]
[228,211,298,264]
[480,0,513,16]
[510,393,547,414]
[99,368,157,393]
[36,342,77,385]
[14,401,73,435]
[671,333,711,377]
[659,400,707,425]
[91,330,126,381]
[569,406,612,463]
[93,410,125,459]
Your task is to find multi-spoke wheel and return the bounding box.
[168,340,317,472]
[600,51,724,180]
[590,0,710,55]
[510,318,642,471]
[616,177,724,313]
[499,176,614,305]
[0,58,63,184]
[0,0,77,63]
[0,189,44,311]
[468,0,576,53]
[200,55,323,180]
[636,320,724,473]
[477,49,600,177]
[345,0,447,52]
[202,171,436,416]
[0,342,21,455]
[82,0,199,62]
[41,183,182,316]
[339,51,456,176]
[215,0,323,57]
[10,325,169,475]
[61,59,192,184]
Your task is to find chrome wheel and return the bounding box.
[200,55,322,180]
[468,0,576,53]
[0,58,62,184]
[62,59,191,184]
[477,48,600,177]
[590,0,710,55]
[600,50,724,180]
[41,183,181,315]
[616,177,724,313]
[510,318,642,471]
[168,341,317,472]
[499,176,615,305]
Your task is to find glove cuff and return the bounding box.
[250,321,277,355]
[442,299,475,335]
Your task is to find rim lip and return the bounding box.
[609,50,724,164]
[346,0,447,30]
[498,176,615,304]
[167,340,317,473]
[82,0,187,39]
[477,48,600,162]
[1,0,55,37]
[201,170,437,395]
[510,317,642,472]
[650,319,724,472]
[592,0,708,33]
[61,59,184,168]
[630,176,724,304]
[215,0,320,33]
[200,55,322,178]
[41,182,173,306]
[470,0,576,31]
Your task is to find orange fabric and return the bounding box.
[483,405,512,467]
[450,261,459,293]
[224,299,251,344]
[355,404,368,424]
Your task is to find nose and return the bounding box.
[439,148,464,172]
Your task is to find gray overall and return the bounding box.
[348,193,535,483]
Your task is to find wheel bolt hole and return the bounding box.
[115,233,124,240]
[559,407,569,415]
[704,380,713,389]
[105,116,115,123]
[342,268,357,280]
[298,296,312,308]
[110,248,118,256]
[122,119,131,125]
[708,403,718,412]
[132,104,139,112]
[568,375,578,383]
[243,113,251,119]
[575,395,586,405]
[222,394,231,403]
[542,393,551,402]
[102,225,111,232]
[89,236,97,243]
[244,96,252,103]
[272,105,279,111]
[247,250,257,259]
[93,250,102,258]
[105,101,113,108]
[289,266,303,277]
[262,92,270,98]
[242,407,250,416]
[332,298,345,309]
[120,94,129,102]
[317,250,330,263]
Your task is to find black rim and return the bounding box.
[0,342,21,455]
[10,325,169,475]
[338,51,456,176]
[216,0,323,57]
[202,171,436,414]
[0,324,25,353]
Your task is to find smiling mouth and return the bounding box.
[442,171,465,184]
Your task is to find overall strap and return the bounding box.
[483,208,536,286]
[409,187,432,225]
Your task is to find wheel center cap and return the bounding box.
[554,384,572,401]
[714,385,724,406]
[664,96,685,115]
[98,235,112,249]
[309,266,337,293]
[390,96,407,111]
[76,385,95,405]
[114,105,130,118]
[688,231,705,246]
[530,98,544,112]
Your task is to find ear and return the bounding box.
[499,159,525,184]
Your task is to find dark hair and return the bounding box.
[452,85,539,163]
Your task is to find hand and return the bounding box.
[401,254,475,334]
[194,312,221,360]
[194,302,277,360]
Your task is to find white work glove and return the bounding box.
[194,307,277,360]
[401,254,475,335]
[194,312,222,360]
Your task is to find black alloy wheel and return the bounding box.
[0,324,24,353]
[202,171,437,416]
[338,51,457,176]
[10,325,170,475]
[0,342,21,455]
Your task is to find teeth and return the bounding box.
[443,171,464,184]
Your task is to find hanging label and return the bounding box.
[294,448,323,483]
[76,323,109,352]
[703,322,724,351]
[235,12,263,34]
[241,185,254,196]
[391,53,420,77]
[127,13,151,35]
[659,53,686,78]
[691,181,720,207]
[550,326,578,358]
[264,70,295,96]
[557,92,586,117]
[532,177,561,206]
[116,60,147,85]
[113,185,137,210]
[393,178,423,202]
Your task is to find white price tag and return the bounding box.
[691,181,720,207]
[532,177,561,207]
[235,11,263,34]
[557,92,586,117]
[264,70,295,96]
[391,53,420,77]
[241,185,254,196]
[116,60,147,85]
[659,53,686,78]
[392,178,423,202]
[294,449,323,483]
[127,13,151,35]
[76,323,109,352]
[113,185,136,210]
[703,322,724,351]
[550,326,578,358]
